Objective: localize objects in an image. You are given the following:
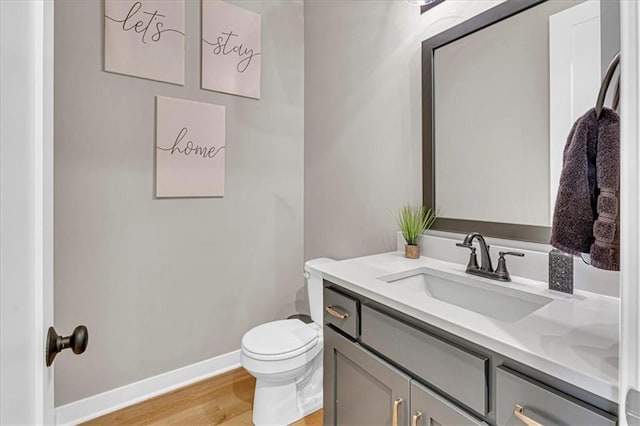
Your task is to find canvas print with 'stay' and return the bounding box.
[201,0,261,99]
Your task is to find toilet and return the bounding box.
[241,258,335,426]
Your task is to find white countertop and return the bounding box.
[312,252,620,402]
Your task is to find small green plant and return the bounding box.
[397,205,436,246]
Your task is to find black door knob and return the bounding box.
[46,325,88,367]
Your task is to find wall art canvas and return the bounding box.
[105,0,185,85]
[155,96,226,198]
[201,0,261,99]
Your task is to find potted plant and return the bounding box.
[397,205,436,259]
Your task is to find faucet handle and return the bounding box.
[456,243,479,270]
[499,251,525,258]
[494,251,524,282]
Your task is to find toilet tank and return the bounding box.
[304,258,335,326]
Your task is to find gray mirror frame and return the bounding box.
[420,0,445,14]
[422,0,551,243]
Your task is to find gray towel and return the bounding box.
[590,108,620,270]
[550,109,598,255]
[550,107,620,271]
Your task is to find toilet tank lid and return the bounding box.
[304,258,335,273]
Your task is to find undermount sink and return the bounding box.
[378,268,552,323]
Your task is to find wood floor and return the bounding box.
[84,368,322,425]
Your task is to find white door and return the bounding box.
[549,0,602,219]
[620,2,640,426]
[0,1,55,424]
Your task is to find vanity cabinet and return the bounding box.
[324,326,485,426]
[495,367,616,426]
[360,305,488,415]
[411,380,486,426]
[323,284,618,426]
[324,325,410,426]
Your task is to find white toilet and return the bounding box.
[241,258,334,426]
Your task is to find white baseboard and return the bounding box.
[55,349,241,425]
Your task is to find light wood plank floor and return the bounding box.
[84,368,323,425]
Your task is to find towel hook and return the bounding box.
[613,76,620,112]
[595,52,620,119]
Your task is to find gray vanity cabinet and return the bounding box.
[495,366,616,426]
[410,380,486,426]
[323,284,618,426]
[324,325,410,426]
[323,326,484,426]
[360,305,489,415]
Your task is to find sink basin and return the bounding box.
[378,268,552,323]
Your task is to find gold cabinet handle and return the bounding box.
[411,411,423,426]
[325,305,349,320]
[514,404,544,426]
[392,397,403,426]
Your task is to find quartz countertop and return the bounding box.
[311,252,620,402]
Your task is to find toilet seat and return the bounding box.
[241,319,320,361]
[240,258,335,426]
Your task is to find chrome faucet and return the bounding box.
[456,232,524,282]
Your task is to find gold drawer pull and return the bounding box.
[411,411,423,426]
[325,305,349,320]
[514,404,544,426]
[392,397,403,426]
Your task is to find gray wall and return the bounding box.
[54,0,304,405]
[304,0,504,260]
[601,0,621,108]
[601,0,621,76]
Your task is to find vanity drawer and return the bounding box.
[360,305,489,416]
[323,287,360,339]
[496,366,616,426]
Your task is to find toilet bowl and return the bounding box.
[240,258,334,426]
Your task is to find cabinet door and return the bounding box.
[324,326,411,426]
[410,380,487,426]
[495,366,616,426]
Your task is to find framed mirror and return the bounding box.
[420,0,446,14]
[422,0,620,243]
